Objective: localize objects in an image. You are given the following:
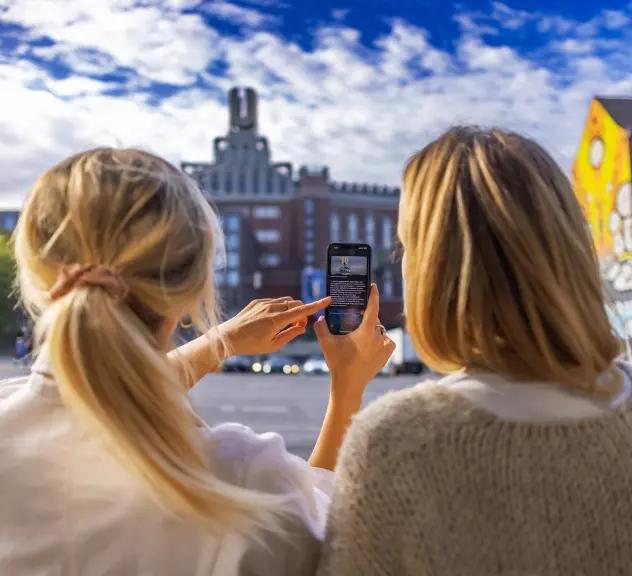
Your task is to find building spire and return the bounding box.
[228,87,258,133]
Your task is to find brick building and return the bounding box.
[182,87,403,327]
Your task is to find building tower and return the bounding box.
[228,87,258,133]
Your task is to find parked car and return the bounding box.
[303,356,329,375]
[221,355,251,373]
[253,354,300,375]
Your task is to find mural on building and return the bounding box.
[573,97,632,338]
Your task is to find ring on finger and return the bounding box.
[376,324,386,336]
[285,300,290,310]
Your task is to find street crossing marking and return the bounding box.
[216,404,290,414]
[243,405,289,414]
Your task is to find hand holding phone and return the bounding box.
[325,243,371,335]
[315,283,396,401]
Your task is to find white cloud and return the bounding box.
[453,13,499,37]
[553,38,596,55]
[536,15,574,34]
[33,47,119,76]
[602,10,630,29]
[236,0,288,6]
[459,37,525,71]
[201,0,278,27]
[0,1,631,208]
[490,2,532,30]
[1,0,221,85]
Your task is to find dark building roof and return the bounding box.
[330,181,400,198]
[597,97,632,131]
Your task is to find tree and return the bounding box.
[0,233,19,341]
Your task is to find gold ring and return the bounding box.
[377,324,386,336]
[285,300,290,310]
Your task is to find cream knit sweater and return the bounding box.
[317,379,632,575]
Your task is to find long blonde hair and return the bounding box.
[14,148,289,534]
[400,127,621,395]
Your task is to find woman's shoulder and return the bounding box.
[0,376,30,401]
[200,422,332,495]
[344,378,476,456]
[357,377,467,425]
[199,423,280,485]
[201,422,333,552]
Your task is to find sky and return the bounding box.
[0,0,631,209]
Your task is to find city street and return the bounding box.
[190,373,423,459]
[0,359,425,460]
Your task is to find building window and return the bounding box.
[365,214,375,245]
[227,271,239,287]
[255,229,281,243]
[305,199,314,215]
[305,241,314,252]
[226,215,240,232]
[251,167,259,195]
[383,269,394,299]
[253,206,281,219]
[215,246,226,268]
[204,171,214,194]
[259,253,281,267]
[227,252,239,269]
[306,217,314,227]
[211,171,219,191]
[382,217,393,250]
[330,212,340,243]
[238,171,246,195]
[348,214,358,242]
[306,254,315,265]
[305,229,314,240]
[225,173,232,194]
[226,234,240,250]
[267,170,274,194]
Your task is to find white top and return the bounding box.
[0,353,334,576]
[438,361,632,422]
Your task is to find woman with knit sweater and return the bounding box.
[315,126,632,575]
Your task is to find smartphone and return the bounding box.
[325,243,372,335]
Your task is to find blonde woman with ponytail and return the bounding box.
[318,127,632,576]
[0,148,390,575]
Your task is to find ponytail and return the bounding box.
[14,147,296,538]
[43,287,290,535]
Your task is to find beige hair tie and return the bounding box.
[49,264,129,302]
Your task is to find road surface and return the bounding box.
[190,372,424,458]
[0,359,426,459]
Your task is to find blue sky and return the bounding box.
[0,0,631,207]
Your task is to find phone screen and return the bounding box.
[325,243,372,335]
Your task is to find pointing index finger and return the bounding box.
[277,297,331,323]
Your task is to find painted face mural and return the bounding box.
[573,98,632,339]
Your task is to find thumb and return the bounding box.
[314,316,332,343]
[361,284,380,329]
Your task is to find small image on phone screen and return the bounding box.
[325,243,372,335]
